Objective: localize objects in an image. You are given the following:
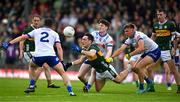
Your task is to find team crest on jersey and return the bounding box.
[164,26,167,29]
[56,57,58,61]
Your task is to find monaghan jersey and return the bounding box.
[91,31,114,55]
[27,27,60,57]
[153,20,176,50]
[22,25,36,52]
[124,31,158,53]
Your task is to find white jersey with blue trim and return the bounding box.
[91,31,114,55]
[124,31,158,53]
[27,27,60,57]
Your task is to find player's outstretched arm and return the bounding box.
[1,35,29,50]
[64,55,86,71]
[55,42,63,61]
[10,35,29,45]
[112,44,127,58]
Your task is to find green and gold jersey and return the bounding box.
[87,44,110,73]
[22,25,35,52]
[153,20,176,50]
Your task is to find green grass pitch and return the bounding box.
[0,78,180,102]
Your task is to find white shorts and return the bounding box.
[96,65,118,80]
[123,54,141,62]
[130,54,141,62]
[24,52,35,62]
[176,49,179,56]
[161,50,172,62]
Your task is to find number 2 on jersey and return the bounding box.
[40,32,49,42]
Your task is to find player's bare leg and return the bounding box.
[163,62,172,90]
[78,63,91,86]
[130,61,139,88]
[114,69,129,83]
[53,62,76,96]
[133,56,154,94]
[167,59,180,93]
[24,60,40,93]
[43,63,60,88]
[95,79,106,92]
[84,68,96,92]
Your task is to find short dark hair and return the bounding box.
[84,33,94,42]
[124,23,136,29]
[44,18,53,27]
[98,19,110,28]
[156,8,167,14]
[32,14,41,19]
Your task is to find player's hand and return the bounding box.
[1,42,11,50]
[105,57,113,63]
[125,54,131,60]
[61,61,66,69]
[72,44,82,53]
[64,62,73,71]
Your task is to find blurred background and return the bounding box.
[0,0,179,73]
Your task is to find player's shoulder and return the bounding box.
[134,31,145,39]
[135,31,144,35]
[166,20,176,27]
[153,22,159,26]
[91,30,99,35]
[166,20,175,24]
[23,26,34,34]
[90,43,99,50]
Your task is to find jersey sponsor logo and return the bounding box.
[55,57,59,61]
[155,30,171,36]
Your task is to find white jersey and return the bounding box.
[27,27,60,57]
[91,31,114,55]
[124,31,158,53]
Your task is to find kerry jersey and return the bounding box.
[153,20,176,50]
[87,44,110,73]
[22,25,36,52]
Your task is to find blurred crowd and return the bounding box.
[0,0,179,69]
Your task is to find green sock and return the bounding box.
[135,81,139,87]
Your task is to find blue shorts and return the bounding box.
[141,48,161,62]
[32,56,59,67]
[83,59,91,64]
[174,56,179,66]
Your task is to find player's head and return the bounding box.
[123,23,136,37]
[81,33,94,48]
[44,18,53,28]
[32,14,41,28]
[98,19,110,34]
[156,9,167,23]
